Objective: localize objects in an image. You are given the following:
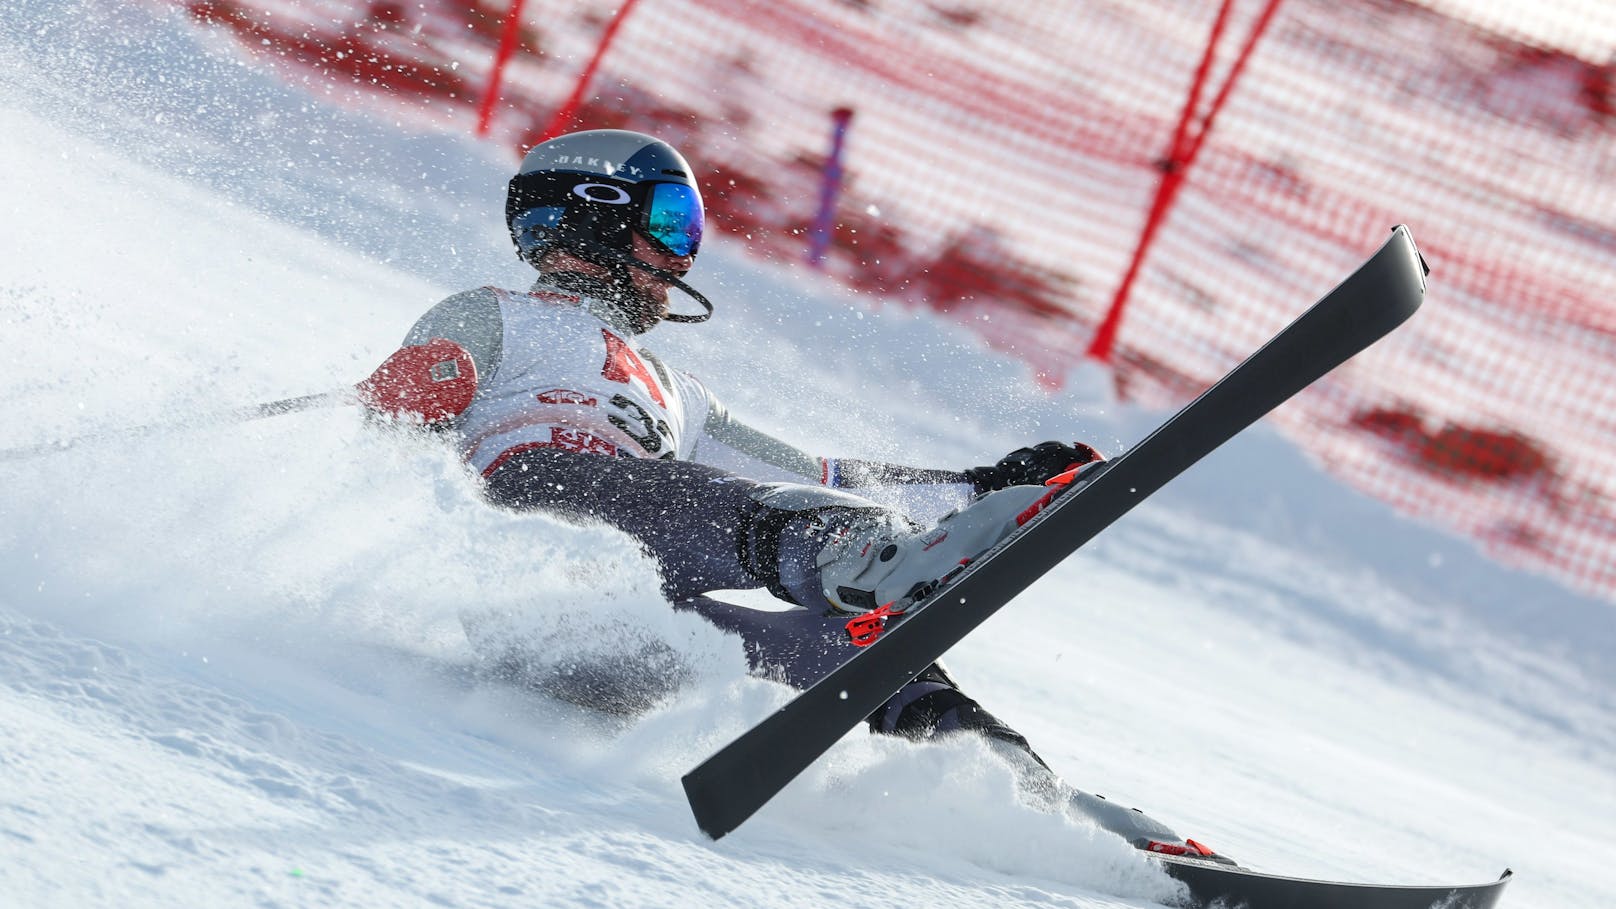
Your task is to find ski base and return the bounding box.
[1155,854,1512,909]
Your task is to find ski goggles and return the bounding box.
[639,181,703,258]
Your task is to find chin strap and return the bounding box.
[627,257,714,324]
[589,241,714,324]
[532,207,714,325]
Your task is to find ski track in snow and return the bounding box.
[2,1,1613,907]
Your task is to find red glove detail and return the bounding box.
[355,338,478,424]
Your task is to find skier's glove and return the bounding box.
[965,441,1105,494]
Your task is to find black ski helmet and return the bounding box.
[506,129,710,323]
[506,129,703,257]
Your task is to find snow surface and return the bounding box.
[2,2,1613,907]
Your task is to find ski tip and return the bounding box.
[1388,223,1429,278]
[1396,221,1435,276]
[1386,224,1429,295]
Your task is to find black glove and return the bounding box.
[965,441,1105,494]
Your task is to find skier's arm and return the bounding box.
[690,390,967,489]
[691,386,1103,488]
[356,288,502,424]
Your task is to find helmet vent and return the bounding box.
[662,169,688,177]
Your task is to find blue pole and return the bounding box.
[807,107,855,269]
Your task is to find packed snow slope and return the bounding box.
[2,2,1612,908]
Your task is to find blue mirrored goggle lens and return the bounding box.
[642,183,703,257]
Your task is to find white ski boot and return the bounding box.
[816,482,1064,614]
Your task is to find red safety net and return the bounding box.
[165,0,1616,600]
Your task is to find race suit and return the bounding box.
[387,277,1202,853]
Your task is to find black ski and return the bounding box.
[683,226,1429,841]
[1156,854,1512,909]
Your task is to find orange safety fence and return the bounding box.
[161,0,1616,601]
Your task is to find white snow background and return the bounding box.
[1,2,1612,908]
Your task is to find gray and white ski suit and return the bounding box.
[392,277,1200,853]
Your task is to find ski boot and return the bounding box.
[816,482,1067,614]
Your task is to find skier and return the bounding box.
[359,128,1231,864]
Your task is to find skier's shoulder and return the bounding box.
[402,286,491,343]
[394,287,505,378]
